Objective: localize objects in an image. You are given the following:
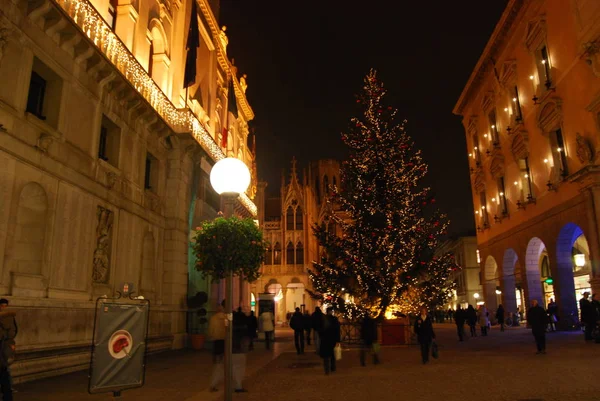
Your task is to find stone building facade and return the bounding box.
[252,159,340,324]
[0,0,257,382]
[453,0,600,325]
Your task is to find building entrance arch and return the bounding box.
[525,237,546,307]
[484,255,499,311]
[502,248,518,315]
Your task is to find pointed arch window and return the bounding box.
[265,244,273,265]
[296,241,304,265]
[286,207,294,230]
[286,241,294,265]
[273,242,282,265]
[295,207,303,230]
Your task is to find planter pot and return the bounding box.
[190,334,206,350]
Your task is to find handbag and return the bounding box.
[372,342,380,354]
[334,343,342,361]
[431,341,439,359]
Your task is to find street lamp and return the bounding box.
[474,293,480,300]
[574,253,586,268]
[210,157,251,401]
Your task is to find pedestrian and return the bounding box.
[290,307,305,355]
[454,306,466,341]
[414,306,435,364]
[478,305,489,336]
[311,307,324,353]
[232,309,250,393]
[259,309,275,350]
[527,299,547,354]
[467,304,477,337]
[547,298,557,332]
[0,299,16,401]
[360,312,379,366]
[496,304,505,332]
[319,307,340,375]
[246,310,258,351]
[208,305,226,392]
[579,292,594,341]
[303,310,312,346]
[447,308,454,322]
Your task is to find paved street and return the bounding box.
[15,324,600,401]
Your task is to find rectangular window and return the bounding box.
[512,86,522,122]
[98,115,121,167]
[518,157,533,199]
[554,128,568,177]
[541,46,551,86]
[497,176,508,215]
[148,41,154,77]
[144,152,158,191]
[26,71,47,120]
[479,191,489,227]
[107,0,118,30]
[472,134,481,165]
[488,109,499,145]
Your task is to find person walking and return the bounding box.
[319,307,340,375]
[232,309,250,393]
[360,313,379,366]
[414,307,435,364]
[0,299,16,401]
[290,307,305,355]
[478,305,489,336]
[246,310,258,350]
[580,292,594,341]
[303,310,313,346]
[528,299,547,354]
[208,305,226,392]
[260,309,275,350]
[496,304,505,332]
[547,298,558,332]
[311,307,324,353]
[454,306,466,341]
[467,305,477,337]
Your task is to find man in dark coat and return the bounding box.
[496,304,505,332]
[232,309,250,393]
[311,307,324,353]
[360,313,379,366]
[0,299,16,401]
[527,299,547,354]
[414,307,435,364]
[580,292,595,341]
[454,306,466,341]
[319,307,340,375]
[289,307,305,355]
[303,311,312,346]
[246,310,258,350]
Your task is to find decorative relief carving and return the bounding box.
[36,133,54,152]
[537,97,563,133]
[489,153,506,179]
[467,116,478,136]
[92,206,113,283]
[583,39,600,78]
[0,23,11,65]
[525,15,547,52]
[105,171,118,189]
[576,133,594,164]
[499,60,517,88]
[511,130,529,161]
[481,92,495,112]
[472,169,485,194]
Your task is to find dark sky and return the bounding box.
[220,1,507,235]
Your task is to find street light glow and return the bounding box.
[210,157,251,195]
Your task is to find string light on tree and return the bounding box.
[308,70,458,319]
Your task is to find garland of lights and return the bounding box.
[52,0,257,216]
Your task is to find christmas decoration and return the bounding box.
[308,70,458,320]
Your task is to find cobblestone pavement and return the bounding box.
[15,324,600,401]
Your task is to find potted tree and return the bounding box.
[187,291,209,350]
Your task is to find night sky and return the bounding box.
[220,1,507,235]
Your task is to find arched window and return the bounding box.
[323,175,329,195]
[265,244,273,265]
[286,207,294,230]
[273,242,282,265]
[148,20,170,93]
[540,254,550,277]
[296,241,304,265]
[286,241,294,265]
[332,176,337,188]
[148,40,154,77]
[295,207,303,230]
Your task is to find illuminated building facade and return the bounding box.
[453,0,600,325]
[0,0,257,381]
[252,159,340,324]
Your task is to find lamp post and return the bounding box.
[209,157,251,401]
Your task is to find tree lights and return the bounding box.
[308,70,458,319]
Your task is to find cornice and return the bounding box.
[196,0,254,121]
[453,0,525,116]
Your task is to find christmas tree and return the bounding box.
[309,70,458,320]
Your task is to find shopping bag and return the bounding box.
[431,341,439,359]
[334,343,342,361]
[372,342,380,354]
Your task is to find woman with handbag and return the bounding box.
[414,307,435,364]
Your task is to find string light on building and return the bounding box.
[52,0,257,216]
